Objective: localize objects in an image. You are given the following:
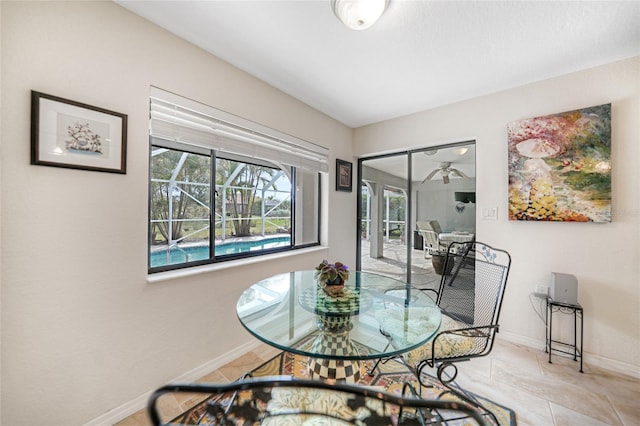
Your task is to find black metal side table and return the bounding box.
[545,297,584,372]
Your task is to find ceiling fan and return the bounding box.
[421,162,468,184]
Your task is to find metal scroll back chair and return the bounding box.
[148,376,488,425]
[403,241,511,421]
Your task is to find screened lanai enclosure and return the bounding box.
[360,186,407,243]
[148,89,325,272]
[150,149,294,268]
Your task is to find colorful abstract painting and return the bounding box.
[508,104,611,222]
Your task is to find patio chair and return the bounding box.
[148,375,488,425]
[416,220,447,257]
[403,240,511,424]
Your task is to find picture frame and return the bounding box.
[336,159,352,192]
[31,91,127,174]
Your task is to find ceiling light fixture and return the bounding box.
[332,0,388,31]
[454,147,469,156]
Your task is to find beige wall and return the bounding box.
[0,2,356,425]
[2,1,638,425]
[355,56,640,374]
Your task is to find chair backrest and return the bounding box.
[417,220,442,234]
[435,241,511,328]
[417,220,444,252]
[422,230,440,252]
[148,377,487,425]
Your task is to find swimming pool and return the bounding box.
[150,236,291,267]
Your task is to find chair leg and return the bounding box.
[367,356,395,376]
[400,382,452,425]
[368,334,394,376]
[368,357,383,376]
[434,362,500,426]
[408,360,500,425]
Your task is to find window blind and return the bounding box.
[149,88,329,173]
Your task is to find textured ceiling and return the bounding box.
[117,0,640,128]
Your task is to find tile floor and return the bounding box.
[118,339,639,425]
[360,239,442,290]
[118,241,640,425]
[356,240,639,425]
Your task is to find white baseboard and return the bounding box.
[499,330,546,351]
[499,331,640,379]
[582,351,640,379]
[83,340,260,426]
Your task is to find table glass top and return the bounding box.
[237,271,441,360]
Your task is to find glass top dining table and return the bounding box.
[236,270,442,361]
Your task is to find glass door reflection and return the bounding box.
[358,142,476,289]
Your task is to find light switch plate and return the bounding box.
[482,207,498,220]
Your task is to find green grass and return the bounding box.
[152,217,291,243]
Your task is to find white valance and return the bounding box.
[149,88,329,173]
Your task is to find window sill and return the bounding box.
[147,245,327,283]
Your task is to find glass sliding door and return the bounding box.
[358,142,476,287]
[358,153,410,282]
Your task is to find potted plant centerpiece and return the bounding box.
[315,260,349,297]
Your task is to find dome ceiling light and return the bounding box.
[454,147,469,156]
[332,0,389,30]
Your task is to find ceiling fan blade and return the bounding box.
[421,168,440,183]
[450,168,469,178]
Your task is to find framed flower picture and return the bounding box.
[31,91,127,174]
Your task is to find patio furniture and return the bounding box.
[439,231,475,246]
[403,241,511,424]
[416,220,447,257]
[148,376,488,425]
[236,271,442,383]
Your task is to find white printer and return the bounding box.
[550,272,578,305]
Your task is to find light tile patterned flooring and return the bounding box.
[118,339,639,425]
[118,242,640,425]
[360,239,441,290]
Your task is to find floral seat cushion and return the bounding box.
[263,386,393,425]
[374,306,441,348]
[196,385,403,425]
[403,315,483,368]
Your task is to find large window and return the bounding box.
[150,146,212,268]
[148,89,326,273]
